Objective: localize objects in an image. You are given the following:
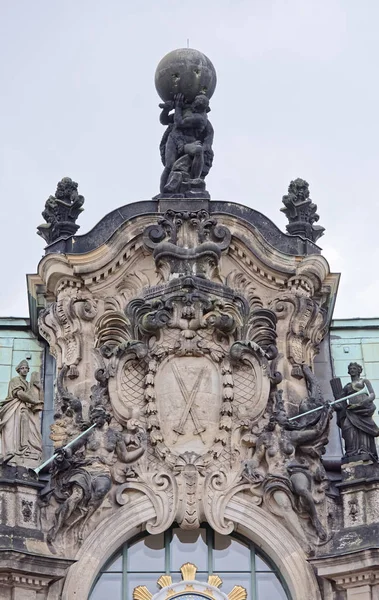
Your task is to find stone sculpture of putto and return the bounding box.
[0,360,43,467]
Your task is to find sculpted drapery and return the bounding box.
[335,362,379,460]
[0,360,43,466]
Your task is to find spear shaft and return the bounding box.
[288,384,369,422]
[33,422,97,475]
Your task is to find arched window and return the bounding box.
[90,526,290,600]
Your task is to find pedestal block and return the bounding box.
[0,464,74,599]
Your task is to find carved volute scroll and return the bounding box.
[143,209,231,280]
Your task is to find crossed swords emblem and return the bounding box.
[171,362,206,441]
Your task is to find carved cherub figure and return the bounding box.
[243,389,331,549]
[159,93,214,195]
[47,406,145,543]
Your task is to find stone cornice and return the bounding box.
[36,213,337,299]
[42,199,322,258]
[312,547,379,589]
[0,549,75,589]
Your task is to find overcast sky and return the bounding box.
[0,0,378,319]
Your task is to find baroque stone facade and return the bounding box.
[23,192,342,598]
[1,188,378,600]
[2,48,379,600]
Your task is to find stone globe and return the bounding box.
[155,48,217,103]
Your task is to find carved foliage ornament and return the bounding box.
[280,178,325,243]
[37,177,85,244]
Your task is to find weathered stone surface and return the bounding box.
[281,178,325,242]
[24,199,341,582]
[155,48,217,102]
[331,362,379,462]
[0,361,43,468]
[37,177,84,245]
[41,199,323,257]
[155,48,216,199]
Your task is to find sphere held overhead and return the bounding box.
[155,48,217,102]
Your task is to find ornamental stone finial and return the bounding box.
[37,176,84,244]
[155,48,216,200]
[281,178,325,243]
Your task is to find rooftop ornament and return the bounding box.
[155,48,217,200]
[281,178,325,243]
[37,176,84,244]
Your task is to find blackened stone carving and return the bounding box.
[332,362,379,461]
[47,404,145,543]
[37,177,84,244]
[155,48,217,103]
[42,200,322,257]
[143,209,231,279]
[281,178,325,242]
[243,387,331,549]
[21,499,33,522]
[155,48,216,199]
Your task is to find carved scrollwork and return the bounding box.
[116,465,177,534]
[203,467,250,534]
[143,210,231,280]
[38,291,98,376]
[36,197,338,557]
[269,293,327,377]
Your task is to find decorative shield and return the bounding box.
[155,356,222,455]
[108,357,147,426]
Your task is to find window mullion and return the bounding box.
[164,528,171,574]
[207,526,213,575]
[251,543,257,600]
[122,543,128,600]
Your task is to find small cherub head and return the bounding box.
[89,405,111,428]
[192,94,210,113]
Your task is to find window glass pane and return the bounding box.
[218,572,251,599]
[255,553,272,572]
[257,572,288,600]
[128,534,165,572]
[214,533,250,572]
[104,554,122,572]
[127,572,161,600]
[90,573,122,600]
[171,528,207,572]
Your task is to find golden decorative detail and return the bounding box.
[204,587,215,597]
[208,575,223,588]
[185,584,195,591]
[180,563,197,581]
[133,586,153,600]
[165,589,176,598]
[157,575,173,589]
[228,585,247,600]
